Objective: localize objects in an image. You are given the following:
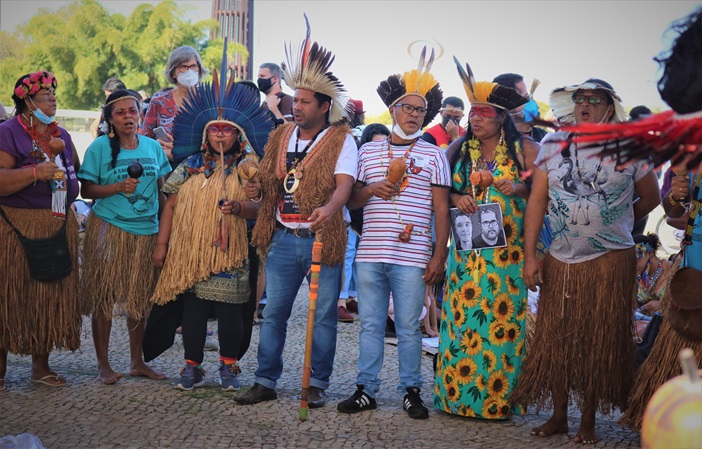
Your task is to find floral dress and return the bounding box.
[434,141,528,419]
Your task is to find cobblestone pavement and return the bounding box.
[0,285,641,449]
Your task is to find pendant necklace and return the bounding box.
[284,126,326,194]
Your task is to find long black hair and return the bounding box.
[102,90,141,168]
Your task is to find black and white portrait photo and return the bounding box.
[450,203,506,251]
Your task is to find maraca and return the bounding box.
[238,158,259,180]
[469,170,494,188]
[48,138,65,161]
[127,160,143,179]
[398,224,413,243]
[386,158,407,185]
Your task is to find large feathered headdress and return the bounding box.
[171,39,274,165]
[377,47,442,128]
[281,14,350,125]
[454,57,528,111]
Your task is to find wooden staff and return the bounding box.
[214,142,229,251]
[299,240,323,421]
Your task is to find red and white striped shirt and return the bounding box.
[355,138,450,268]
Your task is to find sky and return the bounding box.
[2,0,700,118]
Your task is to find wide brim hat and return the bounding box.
[668,266,702,342]
[549,79,628,124]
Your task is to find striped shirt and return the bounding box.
[355,138,450,268]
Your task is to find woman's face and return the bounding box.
[455,214,472,247]
[26,87,57,118]
[469,105,503,141]
[206,123,240,154]
[109,98,140,137]
[174,56,200,86]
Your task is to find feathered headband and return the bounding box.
[281,14,349,125]
[171,38,274,165]
[13,71,57,100]
[377,47,442,128]
[454,57,528,112]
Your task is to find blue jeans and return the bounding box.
[255,230,342,390]
[340,229,358,299]
[355,262,425,397]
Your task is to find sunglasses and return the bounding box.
[207,125,237,136]
[572,94,605,105]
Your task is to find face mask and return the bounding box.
[442,117,460,128]
[177,70,199,87]
[30,98,55,124]
[392,109,423,140]
[257,77,273,93]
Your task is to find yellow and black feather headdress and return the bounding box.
[281,14,350,124]
[454,56,528,111]
[377,47,443,128]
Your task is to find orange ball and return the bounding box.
[49,138,65,157]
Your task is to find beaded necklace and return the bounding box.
[461,137,508,203]
[20,114,60,162]
[380,138,427,242]
[636,258,664,304]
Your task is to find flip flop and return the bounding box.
[30,374,67,387]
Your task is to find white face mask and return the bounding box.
[177,70,199,87]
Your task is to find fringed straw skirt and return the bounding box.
[0,207,81,355]
[81,214,158,320]
[510,248,636,415]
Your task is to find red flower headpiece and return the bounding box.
[13,71,58,100]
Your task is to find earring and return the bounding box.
[498,126,505,147]
[108,123,114,138]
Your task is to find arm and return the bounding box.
[633,170,662,223]
[219,199,260,220]
[347,179,396,210]
[152,192,177,268]
[0,150,58,196]
[663,172,689,219]
[308,173,354,232]
[523,168,549,292]
[80,178,138,199]
[72,142,81,172]
[424,185,450,285]
[493,138,539,200]
[157,177,166,217]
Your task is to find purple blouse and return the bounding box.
[0,116,79,209]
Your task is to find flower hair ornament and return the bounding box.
[377,47,443,128]
[171,38,274,166]
[13,71,57,100]
[281,14,350,125]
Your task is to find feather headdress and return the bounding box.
[281,14,349,124]
[171,38,274,165]
[453,56,528,111]
[377,46,443,128]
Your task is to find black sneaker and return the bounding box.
[234,382,277,405]
[337,386,377,414]
[403,387,428,419]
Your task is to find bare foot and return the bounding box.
[130,363,166,380]
[97,366,122,385]
[531,416,569,437]
[0,378,4,390]
[573,428,598,444]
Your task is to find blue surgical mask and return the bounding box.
[177,70,199,87]
[30,98,55,125]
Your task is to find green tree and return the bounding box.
[0,0,237,111]
[365,110,392,126]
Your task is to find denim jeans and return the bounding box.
[355,262,425,397]
[339,229,358,299]
[255,229,342,390]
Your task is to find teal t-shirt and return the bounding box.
[78,135,171,235]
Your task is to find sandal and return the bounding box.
[30,374,67,387]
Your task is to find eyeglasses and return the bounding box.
[177,63,200,72]
[481,219,498,227]
[572,94,604,105]
[395,103,428,116]
[207,124,237,136]
[469,106,499,119]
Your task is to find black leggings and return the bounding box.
[181,291,245,364]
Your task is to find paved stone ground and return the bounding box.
[0,284,641,449]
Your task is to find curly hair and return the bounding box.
[633,233,662,252]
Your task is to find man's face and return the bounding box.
[257,68,277,91]
[455,215,472,247]
[508,104,526,124]
[391,94,426,136]
[292,88,329,130]
[514,80,528,97]
[480,210,499,240]
[573,89,613,124]
[441,107,464,127]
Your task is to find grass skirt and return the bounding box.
[81,214,158,320]
[0,207,81,354]
[510,249,636,415]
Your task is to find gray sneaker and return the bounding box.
[219,362,241,391]
[175,364,205,391]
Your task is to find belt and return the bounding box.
[275,221,316,238]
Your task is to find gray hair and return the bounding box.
[259,62,283,78]
[164,46,210,85]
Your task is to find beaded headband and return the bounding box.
[104,95,141,109]
[14,71,58,100]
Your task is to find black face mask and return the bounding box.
[442,117,460,128]
[257,77,273,93]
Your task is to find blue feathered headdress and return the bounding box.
[172,39,274,165]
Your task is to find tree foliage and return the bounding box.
[0,0,243,111]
